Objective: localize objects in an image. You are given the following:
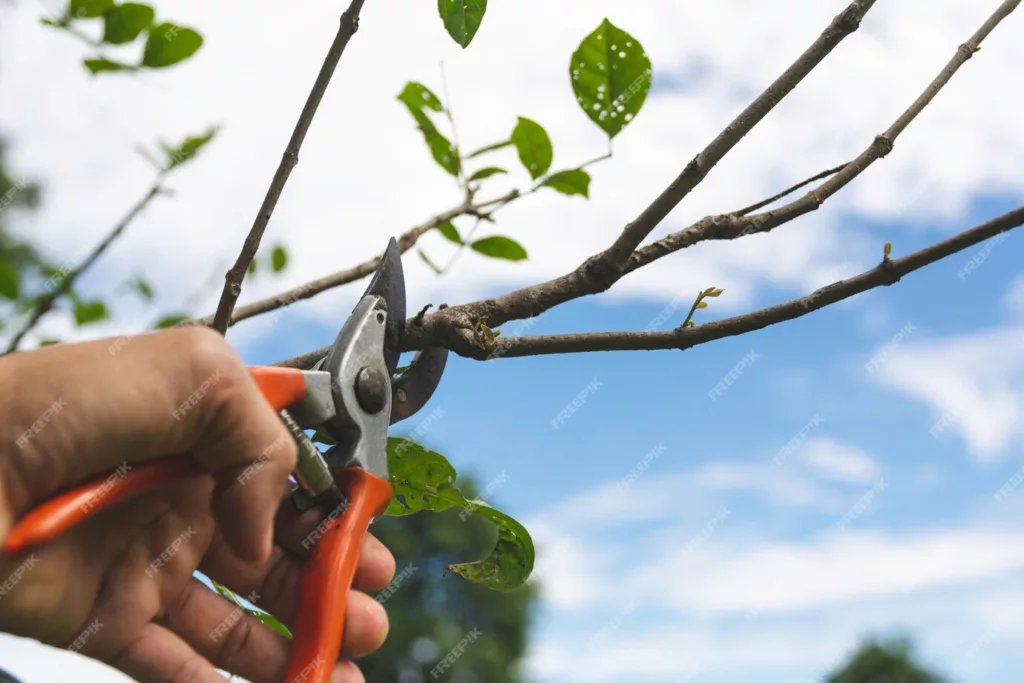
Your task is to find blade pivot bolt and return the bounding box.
[355,367,388,414]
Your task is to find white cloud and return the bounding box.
[798,437,880,484]
[1003,275,1024,319]
[869,325,1024,460]
[525,514,1024,681]
[0,0,1021,352]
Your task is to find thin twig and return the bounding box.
[189,188,520,327]
[733,163,847,216]
[439,60,466,189]
[274,204,1024,367]
[628,0,1020,272]
[209,0,367,334]
[594,0,877,271]
[4,183,165,353]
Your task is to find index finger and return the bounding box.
[0,327,298,564]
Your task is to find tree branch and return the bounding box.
[209,0,367,334]
[308,0,875,350]
[275,204,1024,367]
[629,0,1020,272]
[4,182,166,353]
[589,0,877,275]
[188,187,519,327]
[369,0,1012,351]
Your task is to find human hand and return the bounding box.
[0,328,394,682]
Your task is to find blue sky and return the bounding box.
[240,196,1024,683]
[1,0,1023,681]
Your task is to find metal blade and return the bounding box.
[358,237,406,377]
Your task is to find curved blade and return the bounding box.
[359,237,405,377]
[390,346,449,424]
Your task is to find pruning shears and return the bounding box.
[1,238,448,683]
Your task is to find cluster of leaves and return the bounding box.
[42,0,203,74]
[408,17,654,274]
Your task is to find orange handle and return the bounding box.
[283,468,393,683]
[2,366,310,554]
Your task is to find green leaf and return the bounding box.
[570,19,652,139]
[385,437,534,590]
[83,57,133,74]
[310,427,337,446]
[510,117,552,180]
[163,126,219,170]
[247,258,258,276]
[466,140,511,159]
[437,0,487,48]
[470,236,528,262]
[446,502,535,591]
[38,339,62,347]
[540,169,591,198]
[73,300,110,326]
[101,3,154,45]
[252,610,292,639]
[0,260,20,300]
[703,287,724,297]
[417,249,444,275]
[271,245,288,273]
[397,81,444,113]
[468,166,507,182]
[154,314,189,329]
[424,130,460,177]
[397,94,460,177]
[70,0,115,18]
[696,301,708,309]
[436,221,463,245]
[132,277,154,300]
[142,23,203,68]
[884,242,893,260]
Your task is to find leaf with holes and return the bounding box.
[271,245,288,273]
[540,169,591,198]
[385,437,534,590]
[436,221,463,245]
[447,501,534,591]
[471,236,528,262]
[438,0,487,48]
[570,19,652,139]
[510,117,552,180]
[397,81,444,113]
[142,23,203,68]
[102,3,154,45]
[468,166,507,182]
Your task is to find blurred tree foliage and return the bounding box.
[825,636,948,683]
[359,475,537,683]
[0,137,46,329]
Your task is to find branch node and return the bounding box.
[873,134,894,157]
[413,304,434,326]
